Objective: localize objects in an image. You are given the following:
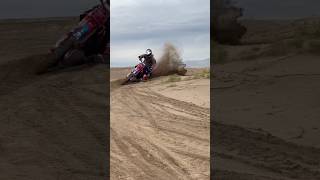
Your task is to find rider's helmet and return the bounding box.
[146,49,152,56]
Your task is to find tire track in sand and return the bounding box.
[111,81,210,180]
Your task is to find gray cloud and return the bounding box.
[111,0,210,66]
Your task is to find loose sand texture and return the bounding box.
[110,67,210,179]
[213,18,320,179]
[0,18,109,179]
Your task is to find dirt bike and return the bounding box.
[36,0,109,73]
[122,59,148,85]
[122,59,188,85]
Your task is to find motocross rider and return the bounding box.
[138,49,156,80]
[60,1,110,67]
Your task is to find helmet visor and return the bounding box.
[146,49,152,55]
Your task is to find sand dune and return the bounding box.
[213,53,320,179]
[0,56,109,179]
[0,18,108,179]
[212,16,320,179]
[110,69,210,179]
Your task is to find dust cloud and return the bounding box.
[153,42,185,76]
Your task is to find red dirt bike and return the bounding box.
[123,59,148,85]
[122,60,187,85]
[37,0,109,73]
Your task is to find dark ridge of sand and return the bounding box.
[0,17,77,64]
[0,55,109,179]
[213,53,320,179]
[0,18,108,179]
[213,17,320,178]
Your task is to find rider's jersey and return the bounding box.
[139,54,156,67]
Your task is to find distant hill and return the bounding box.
[111,58,211,68]
[184,58,210,68]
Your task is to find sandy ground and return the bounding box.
[213,54,320,179]
[0,18,108,179]
[0,17,210,179]
[213,17,320,179]
[110,68,210,179]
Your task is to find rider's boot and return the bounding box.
[142,74,149,81]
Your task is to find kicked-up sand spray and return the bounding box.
[153,42,186,76]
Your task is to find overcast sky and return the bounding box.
[236,0,320,19]
[110,0,210,67]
